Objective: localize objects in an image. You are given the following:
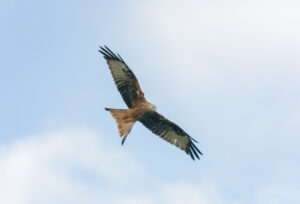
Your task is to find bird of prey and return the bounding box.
[99,46,202,160]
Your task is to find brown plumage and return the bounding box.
[99,46,202,160]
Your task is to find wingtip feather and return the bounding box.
[188,149,195,160]
[99,45,125,63]
[191,142,203,156]
[190,144,200,160]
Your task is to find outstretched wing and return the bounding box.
[139,111,202,160]
[99,46,145,108]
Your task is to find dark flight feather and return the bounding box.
[99,46,145,108]
[139,111,202,160]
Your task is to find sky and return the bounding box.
[1,0,300,203]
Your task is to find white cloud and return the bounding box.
[158,182,226,204]
[0,130,299,204]
[115,181,229,204]
[143,0,300,49]
[136,0,300,93]
[0,131,143,204]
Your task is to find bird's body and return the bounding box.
[105,100,155,144]
[99,46,202,160]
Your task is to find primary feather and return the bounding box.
[139,111,202,160]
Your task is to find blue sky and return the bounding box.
[1,0,300,203]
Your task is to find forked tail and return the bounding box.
[105,108,135,145]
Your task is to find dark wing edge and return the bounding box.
[139,111,203,160]
[99,45,126,65]
[99,46,145,108]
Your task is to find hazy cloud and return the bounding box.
[1,131,298,204]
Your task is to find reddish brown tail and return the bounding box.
[105,108,135,145]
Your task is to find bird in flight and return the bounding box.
[99,46,202,160]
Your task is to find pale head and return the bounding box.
[148,103,157,111]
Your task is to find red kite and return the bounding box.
[99,46,202,160]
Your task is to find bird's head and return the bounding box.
[148,103,157,111]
